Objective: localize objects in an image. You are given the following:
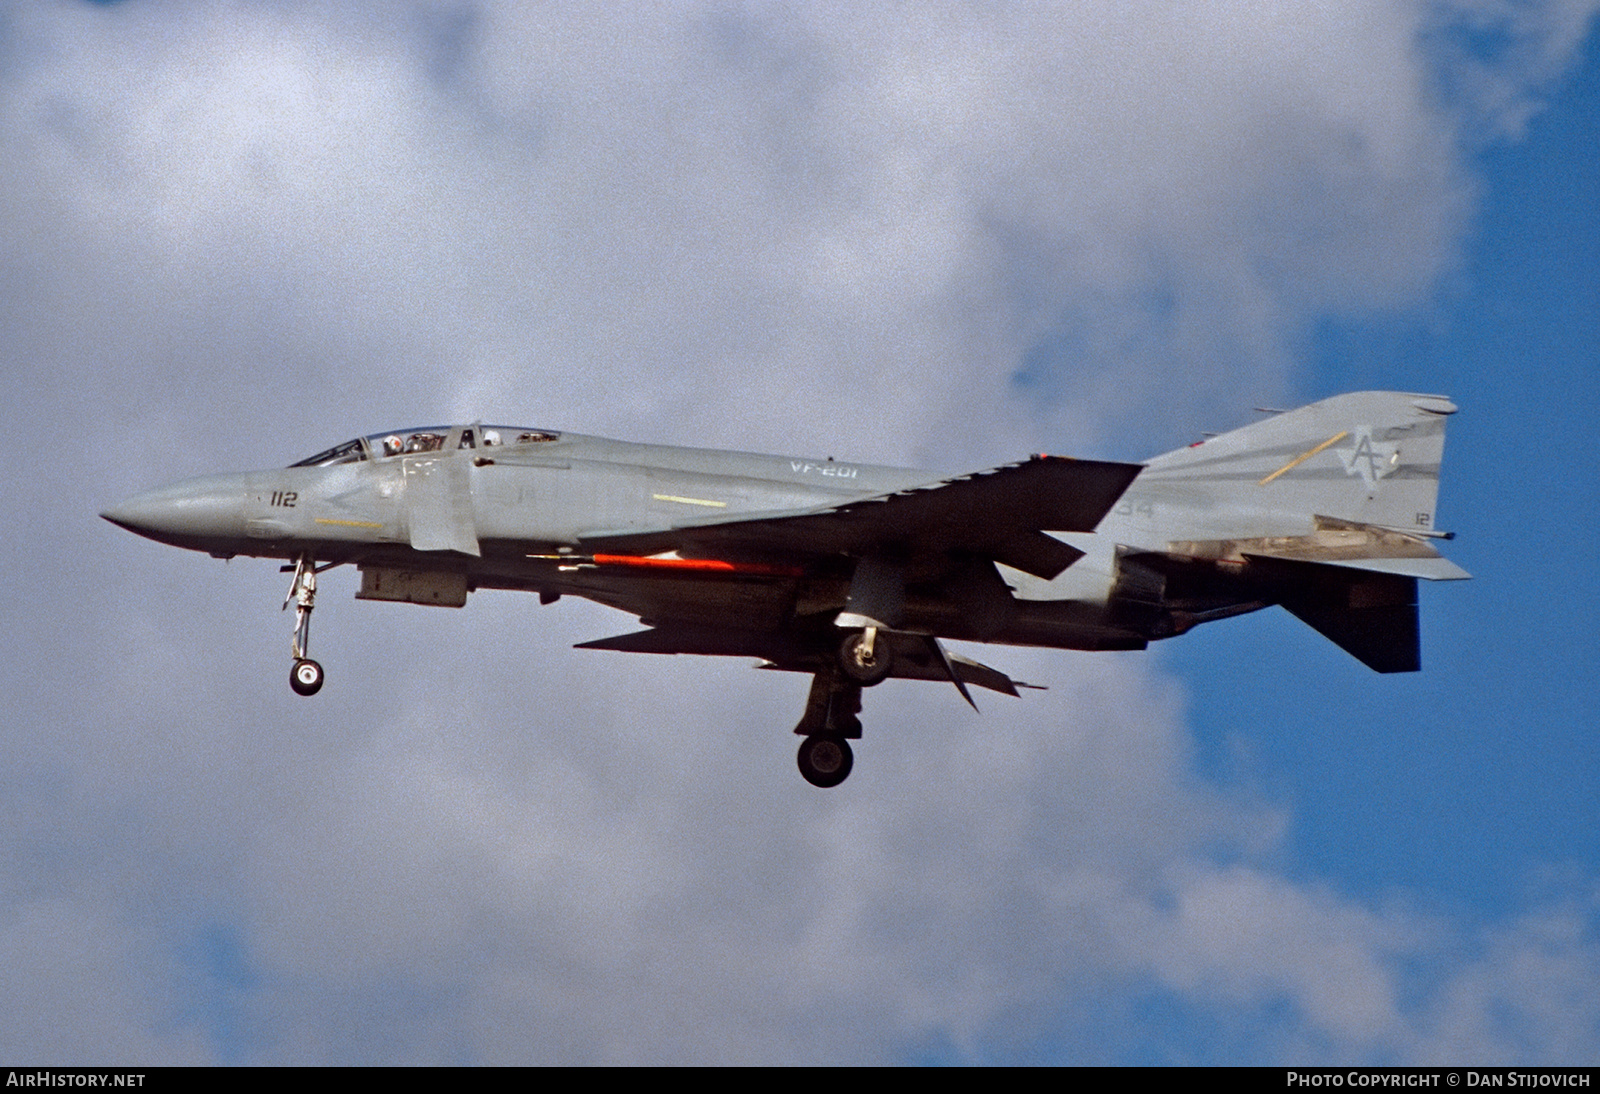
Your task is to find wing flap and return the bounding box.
[575,625,1037,697]
[991,530,1087,580]
[947,652,1035,697]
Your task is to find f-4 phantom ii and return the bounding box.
[103,391,1467,787]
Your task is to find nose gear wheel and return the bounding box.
[291,658,324,696]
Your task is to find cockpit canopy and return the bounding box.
[288,425,562,467]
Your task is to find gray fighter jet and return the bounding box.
[103,391,1467,787]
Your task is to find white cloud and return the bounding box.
[1411,890,1600,1063]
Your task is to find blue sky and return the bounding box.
[1173,37,1599,916]
[2,0,1597,1065]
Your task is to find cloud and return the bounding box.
[1411,889,1600,1063]
[2,0,1597,1064]
[0,898,209,1065]
[5,0,1523,457]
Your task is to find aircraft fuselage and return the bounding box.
[104,424,1151,656]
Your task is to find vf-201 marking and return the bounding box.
[790,460,859,478]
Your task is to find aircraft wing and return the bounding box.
[579,455,1144,579]
[576,624,1040,697]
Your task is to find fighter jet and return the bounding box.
[102,391,1467,787]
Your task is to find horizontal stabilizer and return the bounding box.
[1168,515,1469,582]
[1284,554,1469,581]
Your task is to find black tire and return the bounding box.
[290,658,324,697]
[837,630,892,685]
[797,735,854,788]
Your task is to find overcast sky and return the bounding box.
[3,0,1597,1065]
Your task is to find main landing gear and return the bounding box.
[284,553,323,696]
[837,625,892,685]
[795,629,894,787]
[797,734,853,788]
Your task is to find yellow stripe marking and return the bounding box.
[652,494,727,508]
[1258,431,1348,486]
[314,517,386,529]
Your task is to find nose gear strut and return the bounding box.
[283,553,324,696]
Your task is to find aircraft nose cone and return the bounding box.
[101,475,247,551]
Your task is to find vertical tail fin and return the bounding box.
[1133,392,1465,672]
[1142,391,1458,537]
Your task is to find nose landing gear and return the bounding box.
[291,656,324,696]
[284,553,324,696]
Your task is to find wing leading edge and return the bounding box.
[580,454,1144,579]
